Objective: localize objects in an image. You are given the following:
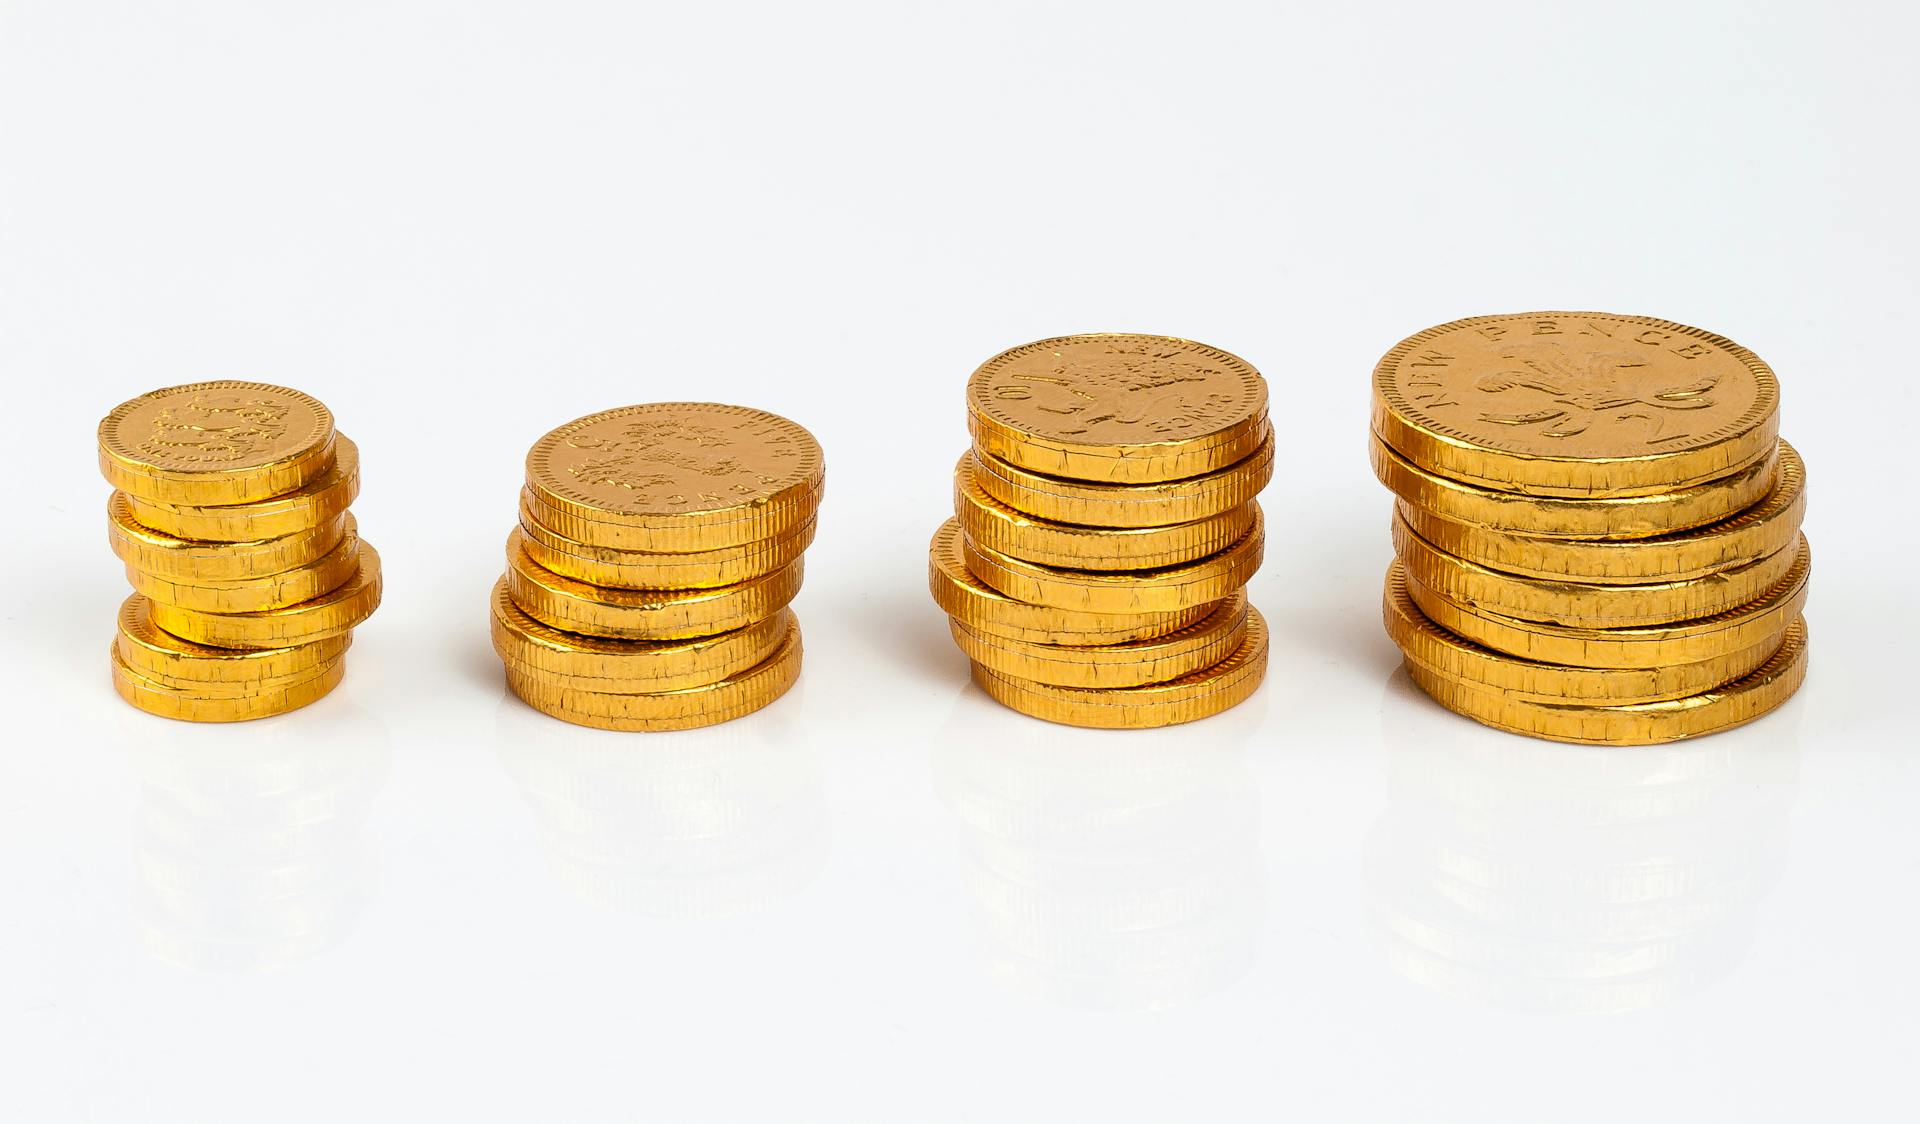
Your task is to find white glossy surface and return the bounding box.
[3,2,1915,1120]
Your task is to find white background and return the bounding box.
[3,2,1916,1120]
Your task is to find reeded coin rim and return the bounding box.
[1372,312,1781,496]
[1404,618,1809,745]
[517,492,818,590]
[115,594,351,684]
[99,381,337,497]
[491,578,792,687]
[124,520,362,613]
[926,520,1212,645]
[112,647,348,722]
[1396,441,1807,584]
[953,453,1258,571]
[505,531,805,640]
[1382,563,1783,705]
[148,541,383,648]
[505,618,803,731]
[1404,542,1810,668]
[524,402,825,533]
[965,333,1268,454]
[1392,512,1808,629]
[952,592,1249,688]
[1370,435,1778,540]
[961,509,1264,614]
[970,608,1270,727]
[966,430,1274,528]
[120,433,362,541]
[108,492,350,579]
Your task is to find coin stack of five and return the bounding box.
[929,334,1273,727]
[491,403,824,731]
[100,382,382,721]
[1369,313,1811,744]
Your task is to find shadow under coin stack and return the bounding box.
[99,382,381,721]
[929,334,1273,727]
[492,403,823,731]
[1370,313,1811,745]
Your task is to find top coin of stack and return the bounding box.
[929,334,1274,727]
[491,403,824,731]
[98,381,381,721]
[1368,313,1810,744]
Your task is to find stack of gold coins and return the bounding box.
[1370,312,1811,745]
[491,403,823,731]
[99,382,382,721]
[928,334,1273,727]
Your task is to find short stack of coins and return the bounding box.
[491,403,823,731]
[99,382,382,721]
[1369,312,1811,745]
[928,334,1273,727]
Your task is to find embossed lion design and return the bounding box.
[1014,346,1227,437]
[567,419,743,490]
[1475,342,1718,439]
[140,393,290,460]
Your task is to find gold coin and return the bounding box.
[524,403,823,551]
[119,433,363,542]
[110,645,341,699]
[1372,313,1780,497]
[966,429,1273,528]
[961,509,1262,614]
[1403,544,1808,669]
[99,381,337,505]
[1404,619,1807,745]
[115,594,350,686]
[125,520,362,613]
[1398,441,1807,584]
[112,648,347,722]
[926,520,1212,644]
[951,592,1249,689]
[505,529,802,640]
[149,542,382,648]
[1394,512,1806,628]
[1371,436,1776,539]
[490,578,791,691]
[971,608,1269,728]
[505,617,803,731]
[517,484,822,556]
[1383,563,1781,705]
[518,491,816,590]
[966,334,1269,483]
[954,454,1257,571]
[108,492,348,582]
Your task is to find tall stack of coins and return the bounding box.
[1370,313,1811,744]
[491,403,823,731]
[99,382,382,721]
[928,334,1273,727]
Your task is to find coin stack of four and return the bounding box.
[491,403,824,731]
[1369,313,1811,744]
[929,334,1273,727]
[100,382,382,721]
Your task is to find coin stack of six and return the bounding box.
[491,403,824,731]
[928,334,1274,727]
[1369,313,1811,744]
[99,382,382,721]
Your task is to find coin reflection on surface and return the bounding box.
[496,693,827,918]
[1369,669,1798,1012]
[932,708,1264,1012]
[128,703,390,972]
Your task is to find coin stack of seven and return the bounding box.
[1369,312,1811,745]
[928,334,1274,728]
[99,382,382,722]
[490,403,825,731]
